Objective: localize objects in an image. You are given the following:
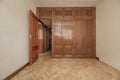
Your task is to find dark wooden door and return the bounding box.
[29,10,38,65]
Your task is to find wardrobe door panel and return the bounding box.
[83,19,95,57]
[74,18,95,58]
[53,47,63,57]
[53,19,63,46]
[84,8,95,19]
[53,8,64,18]
[75,8,84,18]
[52,19,63,57]
[63,8,75,18]
[62,19,74,57]
[74,19,86,57]
[63,47,74,57]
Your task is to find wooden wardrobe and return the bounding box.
[37,7,96,58]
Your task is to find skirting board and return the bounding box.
[96,57,99,60]
[4,62,29,80]
[3,53,47,80]
[3,55,99,80]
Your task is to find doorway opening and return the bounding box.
[37,18,52,55]
[29,10,52,65]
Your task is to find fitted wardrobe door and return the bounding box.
[63,8,75,18]
[83,19,96,57]
[74,18,95,58]
[52,19,64,57]
[53,8,64,18]
[74,19,86,57]
[62,19,74,57]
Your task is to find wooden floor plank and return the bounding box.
[11,52,120,80]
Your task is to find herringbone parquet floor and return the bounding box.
[11,52,120,80]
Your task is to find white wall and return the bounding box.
[32,0,100,7]
[0,0,36,79]
[96,0,120,71]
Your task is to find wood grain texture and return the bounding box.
[53,8,64,18]
[29,10,39,65]
[38,23,44,53]
[36,7,52,18]
[37,7,96,58]
[52,18,63,57]
[62,19,74,57]
[43,26,47,52]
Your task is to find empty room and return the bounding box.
[0,0,120,80]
